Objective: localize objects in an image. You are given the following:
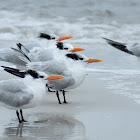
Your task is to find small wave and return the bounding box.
[0,8,140,44]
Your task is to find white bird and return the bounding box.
[26,53,103,104]
[14,42,85,64]
[0,33,75,67]
[103,37,140,57]
[9,43,92,104]
[38,33,73,49]
[0,66,66,123]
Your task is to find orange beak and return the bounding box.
[70,48,85,52]
[85,58,103,63]
[45,75,66,81]
[57,36,73,41]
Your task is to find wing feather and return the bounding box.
[0,79,33,108]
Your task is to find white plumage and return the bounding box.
[0,33,75,67]
[0,68,66,122]
[26,52,102,103]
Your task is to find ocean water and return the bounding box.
[0,0,140,42]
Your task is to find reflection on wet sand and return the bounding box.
[16,123,23,137]
[4,115,86,140]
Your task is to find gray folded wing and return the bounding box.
[27,60,75,90]
[103,37,134,55]
[27,60,67,75]
[0,48,26,66]
[0,79,33,108]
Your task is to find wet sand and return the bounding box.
[0,71,140,140]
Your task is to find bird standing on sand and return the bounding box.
[0,33,103,104]
[7,40,102,104]
[27,53,103,104]
[0,67,66,123]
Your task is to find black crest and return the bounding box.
[56,42,64,50]
[66,53,80,60]
[27,70,39,78]
[39,33,55,40]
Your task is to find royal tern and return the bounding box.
[38,33,73,48]
[39,33,82,52]
[12,41,85,94]
[39,33,73,42]
[26,53,103,104]
[0,33,74,67]
[14,42,85,65]
[0,66,66,123]
[103,37,140,56]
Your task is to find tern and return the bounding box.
[0,33,74,67]
[38,33,73,48]
[103,37,140,57]
[0,66,66,123]
[13,42,85,64]
[4,47,102,104]
[10,41,102,104]
[26,53,103,104]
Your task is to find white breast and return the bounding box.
[66,62,86,90]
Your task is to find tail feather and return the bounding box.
[1,66,27,78]
[1,66,19,72]
[102,37,134,55]
[16,43,31,62]
[17,43,30,53]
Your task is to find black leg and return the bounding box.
[62,90,67,103]
[48,87,55,92]
[56,90,61,104]
[16,110,21,123]
[20,109,27,122]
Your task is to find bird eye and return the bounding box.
[64,48,68,50]
[52,37,55,39]
[39,76,44,78]
[79,58,83,60]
